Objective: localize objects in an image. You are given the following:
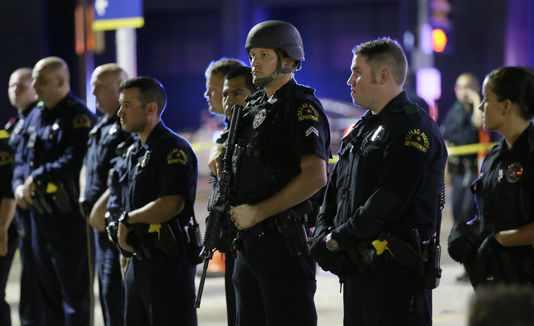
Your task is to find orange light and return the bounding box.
[432,28,448,53]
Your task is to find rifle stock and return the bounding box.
[195,105,243,308]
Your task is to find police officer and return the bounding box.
[217,65,255,326]
[470,67,534,285]
[7,67,42,325]
[441,73,482,224]
[116,77,198,326]
[14,56,95,325]
[79,63,131,326]
[216,20,330,326]
[204,58,243,115]
[0,129,18,325]
[310,38,447,326]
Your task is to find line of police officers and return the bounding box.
[1,18,531,326]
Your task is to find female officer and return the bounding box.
[474,66,534,285]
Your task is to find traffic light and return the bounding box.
[430,0,453,54]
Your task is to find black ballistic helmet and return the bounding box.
[245,20,305,62]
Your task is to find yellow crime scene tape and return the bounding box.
[189,140,497,165]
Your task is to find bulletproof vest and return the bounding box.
[230,90,302,205]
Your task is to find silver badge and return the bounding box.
[109,124,118,135]
[141,151,151,168]
[253,109,267,129]
[505,162,524,183]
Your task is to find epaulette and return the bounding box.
[245,90,263,103]
[403,104,419,115]
[0,129,10,139]
[296,84,315,95]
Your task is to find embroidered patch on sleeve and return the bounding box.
[404,129,429,153]
[73,114,91,129]
[297,103,319,122]
[167,148,188,165]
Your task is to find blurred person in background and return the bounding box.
[6,67,41,325]
[79,63,131,326]
[441,73,483,282]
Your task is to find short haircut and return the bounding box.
[352,37,407,87]
[119,77,167,115]
[10,67,32,81]
[95,63,128,81]
[457,72,480,88]
[225,66,255,93]
[204,58,244,79]
[485,66,534,120]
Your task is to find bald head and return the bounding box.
[8,67,36,112]
[32,56,71,108]
[91,63,128,116]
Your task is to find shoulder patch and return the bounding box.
[73,114,91,129]
[0,130,10,139]
[0,151,13,166]
[403,104,419,115]
[166,148,188,165]
[297,102,319,122]
[404,128,429,153]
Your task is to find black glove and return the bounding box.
[477,233,504,263]
[309,232,354,276]
[448,220,481,263]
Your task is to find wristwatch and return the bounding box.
[119,211,133,228]
[325,232,340,252]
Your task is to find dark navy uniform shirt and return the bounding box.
[83,113,132,207]
[0,133,14,199]
[319,91,447,245]
[7,102,38,151]
[230,79,331,207]
[1,131,22,238]
[474,123,534,236]
[14,93,95,199]
[121,122,198,225]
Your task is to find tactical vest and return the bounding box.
[229,85,322,206]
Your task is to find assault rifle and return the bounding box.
[195,105,243,308]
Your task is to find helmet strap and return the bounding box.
[252,52,298,87]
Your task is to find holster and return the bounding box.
[274,203,312,258]
[32,180,74,215]
[79,200,92,219]
[184,217,203,265]
[420,235,442,289]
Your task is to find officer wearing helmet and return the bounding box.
[211,20,331,325]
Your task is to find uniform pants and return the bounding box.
[31,210,92,326]
[225,253,236,326]
[0,231,19,325]
[233,230,317,326]
[124,250,197,326]
[95,231,123,326]
[18,209,43,326]
[342,265,431,326]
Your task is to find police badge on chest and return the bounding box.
[253,109,267,129]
